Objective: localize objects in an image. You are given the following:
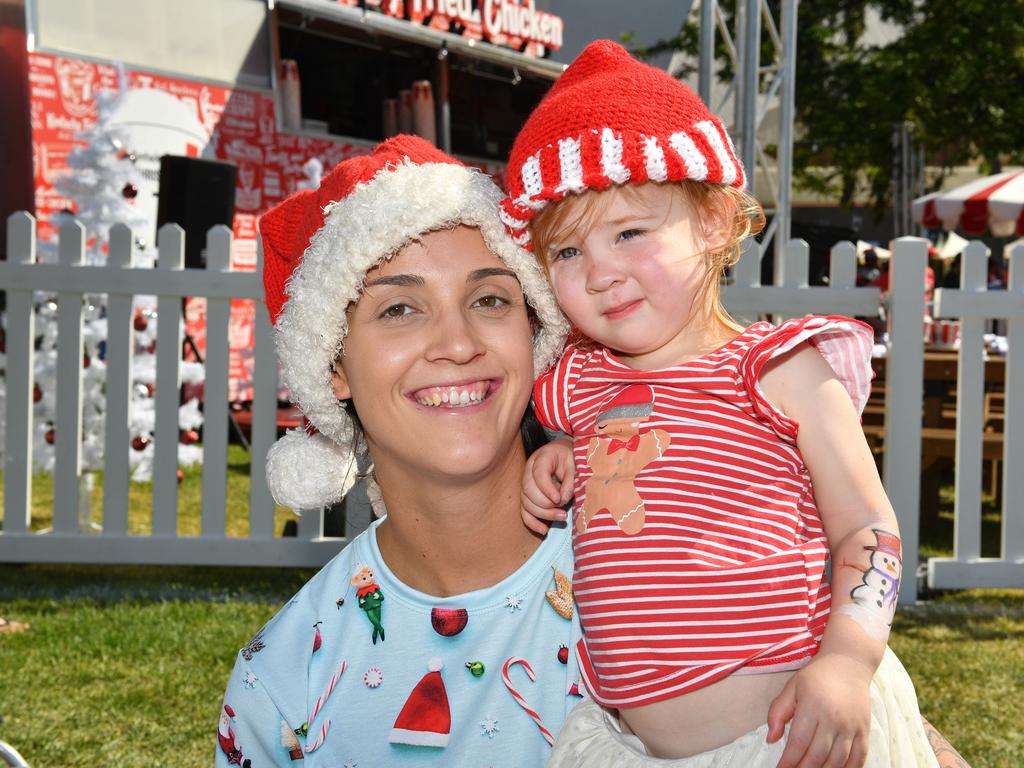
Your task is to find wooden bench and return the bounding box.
[230,403,305,439]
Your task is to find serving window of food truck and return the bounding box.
[272,0,562,163]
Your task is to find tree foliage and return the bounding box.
[635,0,1024,212]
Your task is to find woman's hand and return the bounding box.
[767,652,873,768]
[521,437,574,535]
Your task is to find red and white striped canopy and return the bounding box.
[913,169,1024,237]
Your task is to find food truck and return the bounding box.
[0,0,567,397]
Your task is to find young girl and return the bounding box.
[503,41,938,767]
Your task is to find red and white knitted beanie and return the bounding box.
[500,39,745,249]
[260,135,568,511]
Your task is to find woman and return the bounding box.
[217,136,577,767]
[219,135,967,768]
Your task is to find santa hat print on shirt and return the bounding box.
[596,384,656,424]
[389,658,451,748]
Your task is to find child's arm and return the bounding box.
[521,436,574,535]
[759,342,899,768]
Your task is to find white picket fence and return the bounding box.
[0,212,342,566]
[926,241,1024,591]
[1,214,1022,602]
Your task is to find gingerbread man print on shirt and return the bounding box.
[580,384,670,535]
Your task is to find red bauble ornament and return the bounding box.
[122,183,139,199]
[176,469,184,484]
[312,621,323,652]
[131,435,150,451]
[133,314,149,331]
[180,429,199,445]
[33,384,43,403]
[45,428,55,445]
[430,607,469,637]
[557,645,569,664]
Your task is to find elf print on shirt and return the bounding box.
[352,563,385,644]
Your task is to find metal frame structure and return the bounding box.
[698,0,797,283]
[272,0,565,155]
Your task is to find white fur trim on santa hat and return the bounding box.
[388,728,449,748]
[275,158,569,449]
[265,428,358,511]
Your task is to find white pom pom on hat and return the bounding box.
[265,429,357,512]
[259,136,569,511]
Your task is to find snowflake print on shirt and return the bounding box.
[480,717,500,738]
[504,594,523,612]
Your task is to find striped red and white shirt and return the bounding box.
[533,316,875,708]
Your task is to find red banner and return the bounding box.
[28,52,375,399]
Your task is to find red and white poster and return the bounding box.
[27,52,376,399]
[28,51,506,400]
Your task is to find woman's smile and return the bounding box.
[409,378,501,408]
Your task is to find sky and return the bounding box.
[544,0,695,69]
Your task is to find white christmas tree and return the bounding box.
[0,89,205,489]
[51,90,152,267]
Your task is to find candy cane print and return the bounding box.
[502,657,554,747]
[308,660,347,726]
[304,719,331,754]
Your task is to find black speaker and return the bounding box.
[156,156,237,269]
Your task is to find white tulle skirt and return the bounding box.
[548,647,938,768]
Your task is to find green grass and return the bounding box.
[890,590,1024,766]
[0,444,299,537]
[0,565,311,768]
[919,481,1004,559]
[1,455,1021,766]
[1,568,1019,767]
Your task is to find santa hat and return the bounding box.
[260,135,568,511]
[500,39,745,250]
[867,530,903,562]
[596,384,655,424]
[389,658,451,748]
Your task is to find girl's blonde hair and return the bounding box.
[529,181,765,333]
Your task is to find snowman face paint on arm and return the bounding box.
[838,528,903,640]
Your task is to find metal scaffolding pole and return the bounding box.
[775,0,797,280]
[739,0,760,179]
[699,0,715,105]
[698,0,798,282]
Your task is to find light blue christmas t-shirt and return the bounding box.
[217,518,582,767]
